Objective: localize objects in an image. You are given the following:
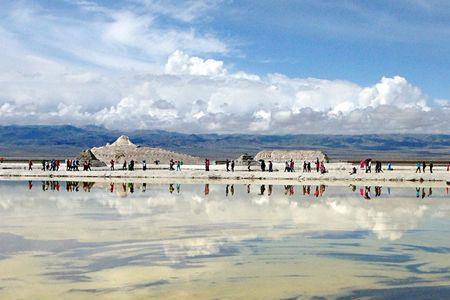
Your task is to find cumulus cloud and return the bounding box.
[0,1,448,134]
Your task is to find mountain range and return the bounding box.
[0,125,449,162]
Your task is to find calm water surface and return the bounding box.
[0,180,449,299]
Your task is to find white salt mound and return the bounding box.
[254,150,328,163]
[91,136,203,164]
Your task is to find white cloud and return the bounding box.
[165,50,226,76]
[0,2,448,134]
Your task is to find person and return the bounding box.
[387,162,393,171]
[142,160,147,171]
[307,162,311,172]
[447,162,450,171]
[130,160,135,171]
[303,161,307,172]
[429,162,433,174]
[176,160,181,171]
[268,160,273,172]
[231,160,235,172]
[315,158,320,172]
[226,159,230,172]
[422,161,426,173]
[28,160,33,170]
[349,167,357,175]
[260,160,266,172]
[122,160,127,171]
[365,160,372,173]
[289,159,295,172]
[154,160,160,165]
[169,159,175,171]
[284,161,290,172]
[205,159,210,171]
[320,161,327,174]
[110,159,115,171]
[247,160,251,171]
[415,162,421,173]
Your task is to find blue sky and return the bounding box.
[0,0,449,133]
[208,0,450,99]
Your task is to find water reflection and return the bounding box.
[0,181,449,299]
[23,181,448,200]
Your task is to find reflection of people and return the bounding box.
[28,180,33,190]
[247,184,251,193]
[110,183,114,193]
[226,184,229,197]
[204,184,209,195]
[230,184,234,196]
[260,185,265,195]
[268,185,273,196]
[169,184,174,194]
[375,186,382,197]
[319,185,326,196]
[364,186,371,200]
[142,183,146,192]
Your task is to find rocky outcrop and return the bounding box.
[77,149,107,167]
[254,150,329,163]
[91,135,203,164]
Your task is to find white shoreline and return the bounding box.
[1,162,449,187]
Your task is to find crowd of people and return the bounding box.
[14,157,450,174]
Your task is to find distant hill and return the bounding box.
[0,125,449,162]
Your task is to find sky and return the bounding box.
[0,0,449,134]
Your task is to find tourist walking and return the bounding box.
[205,159,210,171]
[289,159,295,172]
[422,161,426,173]
[110,159,115,171]
[429,162,433,174]
[129,160,134,171]
[122,160,127,171]
[415,162,421,173]
[284,161,290,172]
[268,160,273,172]
[142,160,147,171]
[176,161,181,171]
[315,158,320,172]
[28,160,33,170]
[226,159,230,172]
[231,160,235,172]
